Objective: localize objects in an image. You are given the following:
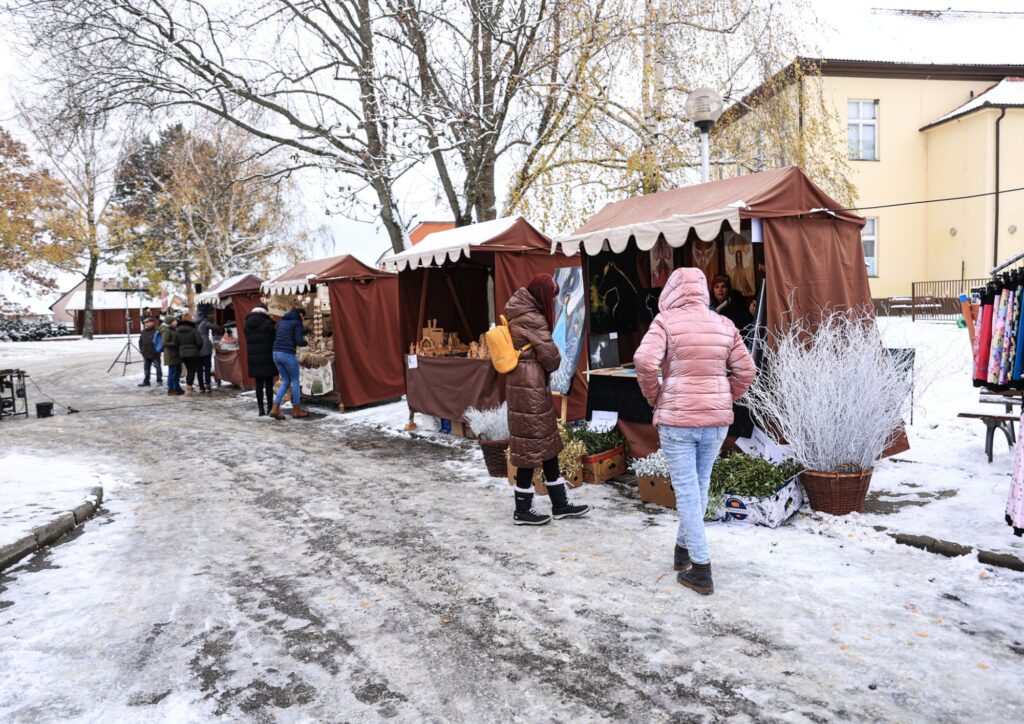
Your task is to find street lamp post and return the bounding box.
[685,87,724,183]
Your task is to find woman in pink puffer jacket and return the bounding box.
[634,267,756,596]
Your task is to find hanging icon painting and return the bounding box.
[550,267,585,395]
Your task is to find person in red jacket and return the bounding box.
[634,267,756,595]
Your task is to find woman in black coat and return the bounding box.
[244,308,277,416]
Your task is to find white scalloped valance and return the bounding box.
[380,216,522,272]
[552,205,744,257]
[260,277,315,296]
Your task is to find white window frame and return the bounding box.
[861,217,878,277]
[848,99,879,161]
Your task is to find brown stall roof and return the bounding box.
[381,216,552,271]
[262,254,392,295]
[556,166,863,257]
[195,273,264,304]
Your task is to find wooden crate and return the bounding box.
[581,445,626,484]
[637,475,676,509]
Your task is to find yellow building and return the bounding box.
[723,59,1024,300]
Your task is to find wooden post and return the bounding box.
[416,268,430,342]
[553,393,569,424]
[445,275,473,342]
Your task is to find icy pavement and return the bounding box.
[0,335,1023,721]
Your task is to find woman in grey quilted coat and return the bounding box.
[505,274,591,526]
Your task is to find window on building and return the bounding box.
[847,100,878,160]
[862,217,878,277]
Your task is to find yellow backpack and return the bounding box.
[486,315,532,374]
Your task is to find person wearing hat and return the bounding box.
[137,316,163,387]
[244,307,277,416]
[710,274,752,332]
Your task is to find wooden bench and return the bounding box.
[958,412,1018,463]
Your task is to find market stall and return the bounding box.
[196,273,264,388]
[381,216,588,428]
[553,166,873,457]
[258,255,404,410]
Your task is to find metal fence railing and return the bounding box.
[909,278,989,322]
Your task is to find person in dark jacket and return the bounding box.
[137,316,163,387]
[270,306,309,419]
[505,274,591,525]
[196,312,215,394]
[710,274,752,332]
[160,315,184,396]
[176,313,206,394]
[244,308,277,416]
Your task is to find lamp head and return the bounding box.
[685,87,724,128]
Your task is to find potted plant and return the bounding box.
[464,403,510,477]
[743,309,912,515]
[565,426,627,484]
[630,450,675,508]
[705,453,802,528]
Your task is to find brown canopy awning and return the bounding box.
[196,273,264,304]
[262,254,388,295]
[557,166,864,257]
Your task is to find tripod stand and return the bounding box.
[107,289,144,376]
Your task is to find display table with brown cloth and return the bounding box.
[214,348,246,387]
[406,357,505,423]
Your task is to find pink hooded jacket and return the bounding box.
[634,267,756,428]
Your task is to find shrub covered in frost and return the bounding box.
[0,319,73,342]
[742,308,912,471]
[630,449,670,478]
[464,403,509,441]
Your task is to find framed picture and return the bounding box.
[589,248,638,334]
[550,267,585,395]
[589,333,620,369]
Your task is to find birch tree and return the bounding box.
[21,104,135,339]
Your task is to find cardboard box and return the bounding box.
[581,445,626,484]
[637,475,676,509]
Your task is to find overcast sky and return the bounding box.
[1,0,1020,311]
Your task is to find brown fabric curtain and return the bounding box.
[327,276,405,408]
[406,357,505,422]
[229,292,261,389]
[214,348,245,386]
[763,216,874,335]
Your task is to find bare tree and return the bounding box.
[6,0,415,251]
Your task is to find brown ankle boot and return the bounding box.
[292,405,310,418]
[269,404,285,420]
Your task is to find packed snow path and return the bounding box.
[1,339,1023,721]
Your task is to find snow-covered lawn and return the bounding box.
[0,451,116,548]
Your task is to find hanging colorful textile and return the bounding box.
[1007,411,1024,537]
[987,288,1010,386]
[973,291,995,386]
[999,289,1017,386]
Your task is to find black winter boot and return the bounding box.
[546,480,591,519]
[513,487,551,526]
[678,561,713,595]
[674,544,691,571]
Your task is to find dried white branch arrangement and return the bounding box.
[630,450,670,478]
[742,308,912,471]
[464,403,509,441]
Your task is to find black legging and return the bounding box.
[515,456,560,488]
[254,376,275,414]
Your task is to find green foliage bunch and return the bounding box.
[563,425,625,456]
[705,453,800,520]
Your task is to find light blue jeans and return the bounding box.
[658,425,728,565]
[273,351,301,406]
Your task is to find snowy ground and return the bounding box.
[0,332,1023,721]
